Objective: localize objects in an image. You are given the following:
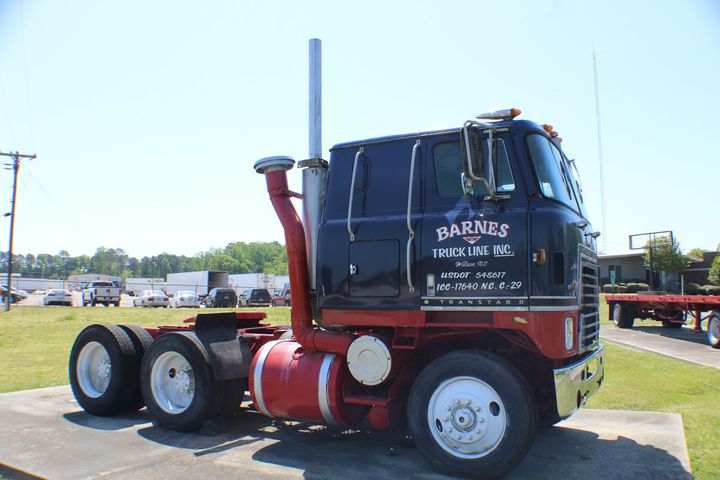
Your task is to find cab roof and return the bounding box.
[330,119,543,151]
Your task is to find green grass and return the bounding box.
[0,306,289,393]
[591,293,720,478]
[1,301,718,477]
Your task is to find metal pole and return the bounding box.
[309,38,322,159]
[1,150,37,311]
[5,155,19,311]
[593,49,608,254]
[648,244,655,291]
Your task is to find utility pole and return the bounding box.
[1,150,37,311]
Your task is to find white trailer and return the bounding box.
[166,271,229,297]
[124,278,165,296]
[228,273,275,292]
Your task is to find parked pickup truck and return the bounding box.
[82,281,121,307]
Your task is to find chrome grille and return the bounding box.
[578,245,599,353]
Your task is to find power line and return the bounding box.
[1,150,36,311]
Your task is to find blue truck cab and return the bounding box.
[317,113,599,345]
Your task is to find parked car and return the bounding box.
[204,288,237,308]
[271,288,291,307]
[238,288,272,307]
[0,286,20,303]
[169,290,199,308]
[82,281,121,307]
[133,290,170,308]
[43,289,73,306]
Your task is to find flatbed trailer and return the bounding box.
[606,294,720,348]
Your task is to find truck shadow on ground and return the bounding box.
[124,407,690,480]
[633,324,709,346]
[63,410,150,431]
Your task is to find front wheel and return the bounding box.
[708,313,720,349]
[408,351,536,479]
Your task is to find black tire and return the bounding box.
[708,312,720,349]
[119,325,154,411]
[69,324,140,416]
[113,301,120,307]
[610,302,634,329]
[90,296,96,307]
[284,300,290,307]
[140,332,225,432]
[407,350,537,479]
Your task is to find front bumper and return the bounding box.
[553,344,605,419]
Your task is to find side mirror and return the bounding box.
[461,123,497,197]
[461,124,485,183]
[460,172,474,198]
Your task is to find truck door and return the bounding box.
[317,138,421,310]
[419,131,529,311]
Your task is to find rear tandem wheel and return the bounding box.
[69,324,141,415]
[139,332,244,432]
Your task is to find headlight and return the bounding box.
[564,316,574,351]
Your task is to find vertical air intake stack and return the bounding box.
[298,38,328,292]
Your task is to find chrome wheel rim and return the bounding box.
[427,376,507,459]
[76,341,111,398]
[151,351,195,414]
[709,317,720,344]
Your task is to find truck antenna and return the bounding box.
[593,47,608,254]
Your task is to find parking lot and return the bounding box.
[20,292,186,308]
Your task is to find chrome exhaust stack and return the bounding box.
[299,38,328,292]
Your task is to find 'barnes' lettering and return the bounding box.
[437,220,510,242]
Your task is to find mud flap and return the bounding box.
[193,312,252,380]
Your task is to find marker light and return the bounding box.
[564,317,574,351]
[557,137,563,143]
[476,107,522,121]
[549,130,559,138]
[542,124,553,133]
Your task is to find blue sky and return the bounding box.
[0,0,718,258]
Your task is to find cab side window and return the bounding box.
[433,139,515,198]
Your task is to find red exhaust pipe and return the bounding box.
[255,157,354,356]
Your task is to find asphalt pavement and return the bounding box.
[601,323,720,369]
[0,386,692,480]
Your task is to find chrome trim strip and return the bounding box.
[252,339,284,418]
[422,296,527,300]
[318,353,338,425]
[422,306,530,312]
[420,306,580,312]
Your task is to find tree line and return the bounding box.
[0,242,288,279]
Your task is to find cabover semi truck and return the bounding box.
[68,40,603,479]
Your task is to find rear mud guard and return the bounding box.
[194,313,253,380]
